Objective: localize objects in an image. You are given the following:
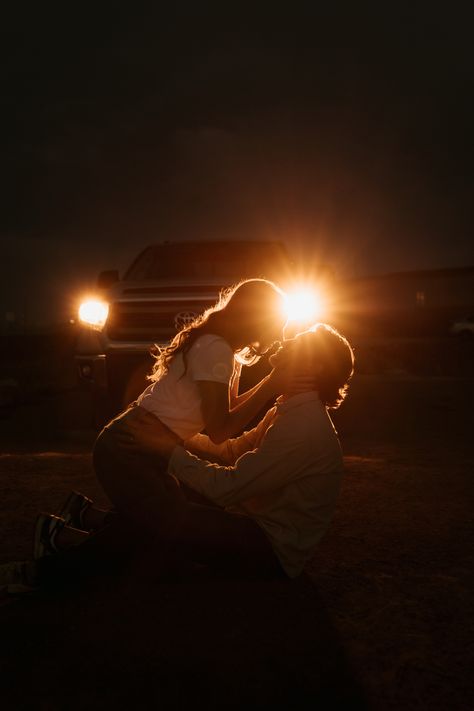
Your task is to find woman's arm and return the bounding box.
[228,360,242,407]
[197,372,280,444]
[230,371,272,408]
[199,351,318,444]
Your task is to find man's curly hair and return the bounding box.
[300,323,355,409]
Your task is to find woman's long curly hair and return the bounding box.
[148,278,286,381]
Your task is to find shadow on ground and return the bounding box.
[2,572,367,709]
[2,369,474,709]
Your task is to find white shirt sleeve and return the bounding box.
[188,336,234,385]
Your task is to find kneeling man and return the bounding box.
[120,322,355,579]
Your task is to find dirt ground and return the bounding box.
[0,366,473,709]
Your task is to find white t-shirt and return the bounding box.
[136,334,235,440]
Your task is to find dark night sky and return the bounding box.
[1,3,473,326]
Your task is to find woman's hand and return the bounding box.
[267,365,317,397]
[265,338,319,397]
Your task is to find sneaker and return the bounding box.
[0,560,38,594]
[33,513,66,560]
[57,491,93,530]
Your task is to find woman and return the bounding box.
[36,278,291,552]
[130,276,288,444]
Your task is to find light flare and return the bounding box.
[78,299,109,329]
[284,287,325,323]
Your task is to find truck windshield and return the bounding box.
[124,242,292,281]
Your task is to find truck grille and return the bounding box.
[105,298,219,342]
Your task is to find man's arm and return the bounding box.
[169,412,306,507]
[110,401,276,466]
[184,406,277,465]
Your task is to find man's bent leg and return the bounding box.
[174,503,286,581]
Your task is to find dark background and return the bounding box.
[1,9,473,707]
[1,3,473,327]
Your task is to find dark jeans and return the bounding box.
[38,500,284,585]
[38,419,285,585]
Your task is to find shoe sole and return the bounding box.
[33,514,64,560]
[58,491,93,529]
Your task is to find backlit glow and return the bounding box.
[78,299,109,329]
[284,288,325,323]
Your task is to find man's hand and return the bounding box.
[112,409,182,458]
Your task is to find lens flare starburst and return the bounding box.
[284,288,324,324]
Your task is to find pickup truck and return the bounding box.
[75,240,308,425]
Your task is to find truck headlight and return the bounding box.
[78,299,109,329]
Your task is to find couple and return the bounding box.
[2,278,354,591]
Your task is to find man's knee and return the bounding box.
[123,473,187,542]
